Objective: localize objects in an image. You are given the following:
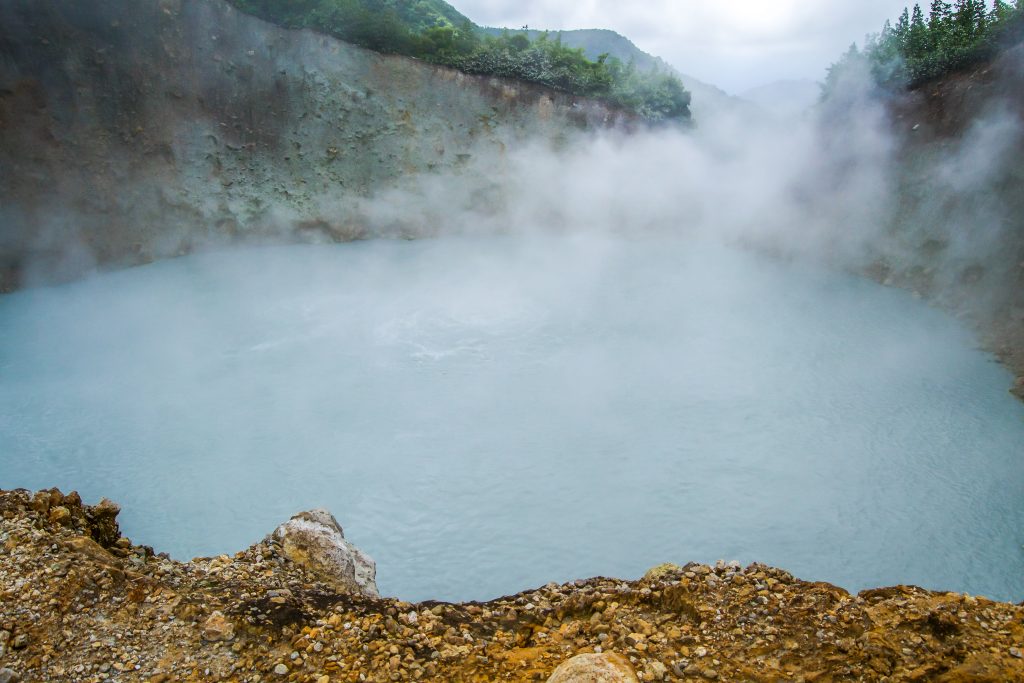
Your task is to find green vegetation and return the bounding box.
[226,0,690,122]
[479,28,669,74]
[825,0,1024,92]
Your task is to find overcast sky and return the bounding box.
[453,0,918,93]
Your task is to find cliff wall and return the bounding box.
[874,45,1024,395]
[0,0,625,289]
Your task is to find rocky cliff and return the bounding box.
[2,488,1023,682]
[0,0,626,290]
[869,45,1024,397]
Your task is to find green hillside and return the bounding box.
[371,0,470,32]
[226,0,690,122]
[230,0,469,32]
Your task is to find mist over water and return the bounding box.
[2,236,1022,602]
[1,6,1022,605]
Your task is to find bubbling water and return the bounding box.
[1,235,1022,602]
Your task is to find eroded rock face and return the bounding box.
[0,0,626,291]
[546,653,639,683]
[271,509,378,597]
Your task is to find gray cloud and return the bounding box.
[454,0,917,92]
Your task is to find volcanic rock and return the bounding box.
[546,652,639,682]
[271,509,378,597]
[201,611,235,642]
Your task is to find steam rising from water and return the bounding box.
[2,24,1023,601]
[2,237,1023,602]
[311,56,1022,324]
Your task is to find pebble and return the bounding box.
[0,668,19,683]
[1010,647,1022,659]
[646,661,668,680]
[274,663,289,675]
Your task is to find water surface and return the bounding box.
[1,236,1022,602]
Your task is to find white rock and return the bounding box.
[272,509,378,597]
[546,653,639,683]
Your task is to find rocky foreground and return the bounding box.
[1,489,1023,682]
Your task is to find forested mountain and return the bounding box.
[227,0,691,122]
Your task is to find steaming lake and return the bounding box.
[2,236,1023,602]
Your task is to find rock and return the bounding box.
[645,660,668,681]
[63,536,119,568]
[625,633,646,647]
[48,506,71,526]
[271,509,378,597]
[93,497,120,519]
[0,668,19,683]
[1010,647,1022,659]
[273,663,289,675]
[88,498,122,547]
[642,564,683,582]
[546,653,639,683]
[30,491,52,514]
[201,611,235,642]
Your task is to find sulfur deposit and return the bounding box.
[1,488,1023,682]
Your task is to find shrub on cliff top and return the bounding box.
[227,0,691,122]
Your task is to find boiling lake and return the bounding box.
[2,236,1022,602]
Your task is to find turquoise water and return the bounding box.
[1,236,1022,603]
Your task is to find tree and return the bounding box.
[824,0,1022,93]
[953,0,985,40]
[908,3,929,57]
[895,7,911,44]
[991,0,1014,23]
[929,0,953,25]
[973,0,990,28]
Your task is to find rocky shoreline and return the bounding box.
[2,489,1023,682]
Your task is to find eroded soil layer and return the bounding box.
[1,489,1022,682]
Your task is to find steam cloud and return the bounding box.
[339,53,1023,319]
[2,12,1023,601]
